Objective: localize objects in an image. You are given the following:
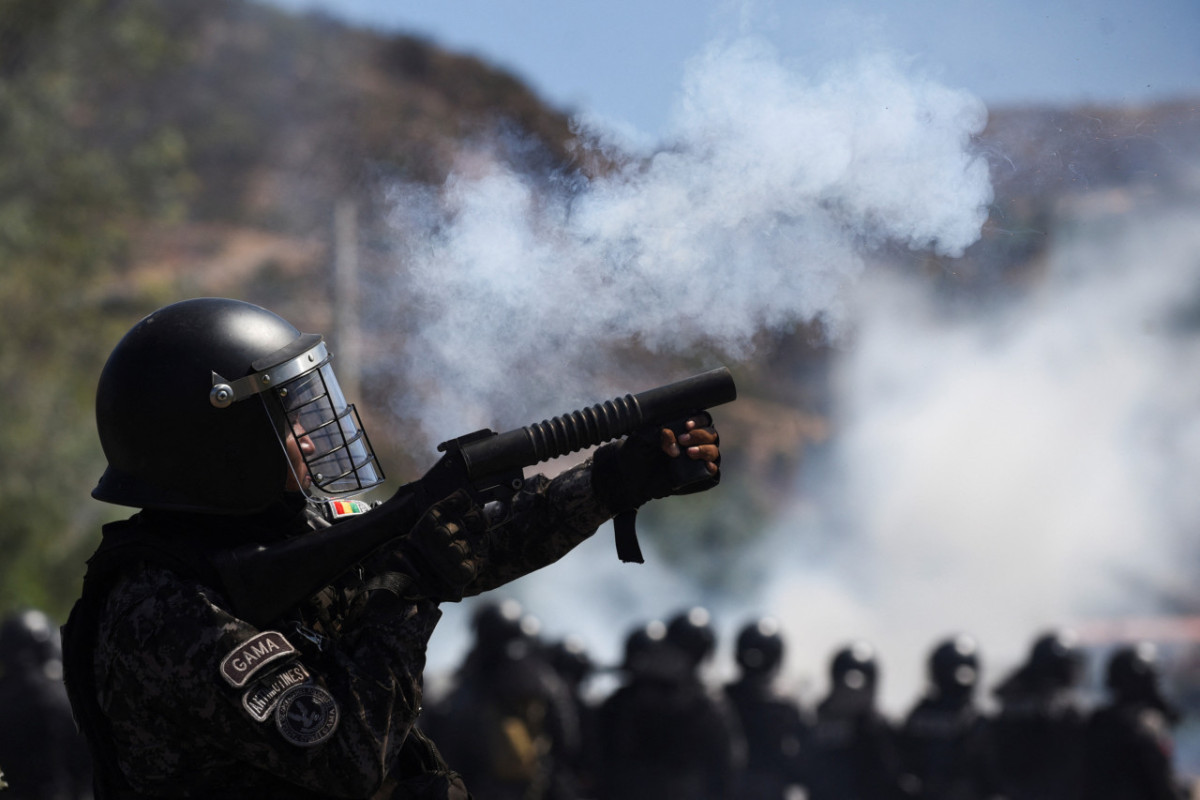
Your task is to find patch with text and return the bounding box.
[242,662,312,722]
[219,631,297,688]
[275,684,340,747]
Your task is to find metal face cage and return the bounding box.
[270,359,385,497]
[210,337,385,499]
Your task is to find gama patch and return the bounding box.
[220,631,297,688]
[242,662,311,723]
[275,684,340,747]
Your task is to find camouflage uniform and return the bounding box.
[64,464,608,799]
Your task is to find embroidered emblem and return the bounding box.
[219,631,296,688]
[324,499,372,521]
[276,684,340,746]
[242,662,311,723]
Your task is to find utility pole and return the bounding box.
[333,197,362,402]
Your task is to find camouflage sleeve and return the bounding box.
[95,563,440,797]
[462,458,614,595]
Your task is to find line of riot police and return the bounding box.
[418,601,1194,800]
[1,599,1191,800]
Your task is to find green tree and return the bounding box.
[0,0,195,618]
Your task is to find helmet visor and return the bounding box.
[271,361,384,496]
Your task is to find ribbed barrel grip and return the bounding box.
[457,367,734,480]
[523,394,643,462]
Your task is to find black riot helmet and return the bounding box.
[928,634,980,700]
[666,606,717,669]
[1106,642,1181,723]
[831,640,878,693]
[0,608,62,678]
[1027,629,1084,691]
[471,599,528,652]
[621,619,667,671]
[1106,642,1162,704]
[93,298,384,514]
[736,617,785,677]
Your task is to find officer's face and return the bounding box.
[283,422,315,492]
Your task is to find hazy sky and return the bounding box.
[262,0,1200,137]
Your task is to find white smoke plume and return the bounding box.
[379,35,992,445]
[378,31,1001,697]
[380,23,1200,750]
[421,190,1200,729]
[767,198,1200,713]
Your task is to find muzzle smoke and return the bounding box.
[378,31,1004,698]
[380,35,992,443]
[383,25,1200,729]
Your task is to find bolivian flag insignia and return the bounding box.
[326,499,372,520]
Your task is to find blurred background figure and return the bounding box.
[807,640,912,800]
[421,598,582,800]
[597,608,744,800]
[0,608,92,800]
[723,616,809,800]
[898,634,1000,800]
[1081,642,1186,800]
[990,629,1087,800]
[596,619,678,799]
[542,634,600,799]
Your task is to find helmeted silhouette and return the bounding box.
[596,612,743,800]
[0,608,93,800]
[723,617,808,800]
[898,634,999,800]
[807,640,912,800]
[423,599,582,800]
[1081,643,1184,800]
[991,629,1087,800]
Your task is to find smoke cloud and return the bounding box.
[377,29,999,696]
[380,35,992,444]
[767,199,1200,710]
[420,189,1200,722]
[371,28,1200,720]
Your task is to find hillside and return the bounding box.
[1,0,1198,618]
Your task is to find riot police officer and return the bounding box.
[422,598,582,800]
[1081,643,1184,800]
[0,609,92,799]
[597,612,743,800]
[807,640,912,800]
[898,634,999,800]
[60,297,723,799]
[723,617,809,800]
[542,633,600,799]
[990,629,1087,800]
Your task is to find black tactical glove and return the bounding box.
[402,489,488,602]
[591,413,721,515]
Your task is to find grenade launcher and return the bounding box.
[214,367,737,627]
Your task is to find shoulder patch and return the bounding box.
[242,662,311,723]
[220,631,297,688]
[276,684,340,746]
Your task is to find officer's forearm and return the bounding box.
[463,463,609,596]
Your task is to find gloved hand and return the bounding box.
[591,413,721,515]
[403,489,488,601]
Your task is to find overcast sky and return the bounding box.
[261,0,1200,137]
